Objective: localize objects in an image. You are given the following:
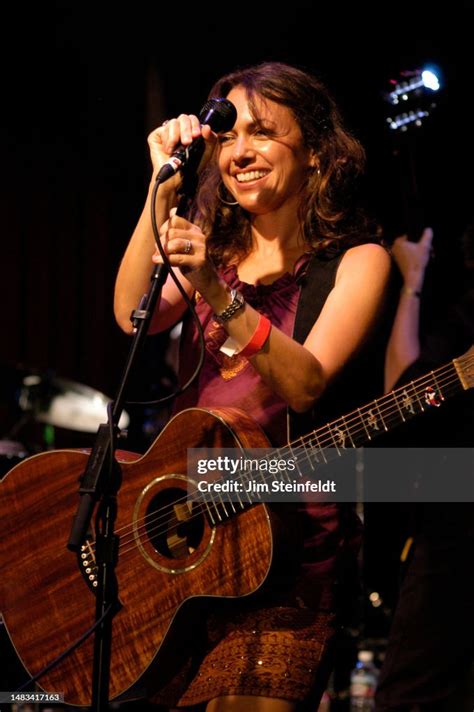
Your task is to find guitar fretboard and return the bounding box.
[301,363,457,453]
[199,353,472,526]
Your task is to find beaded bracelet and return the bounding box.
[239,314,272,358]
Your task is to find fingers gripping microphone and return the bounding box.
[156,98,237,184]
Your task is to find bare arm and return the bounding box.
[246,243,391,412]
[384,228,433,391]
[114,117,216,335]
[119,119,390,410]
[157,217,392,413]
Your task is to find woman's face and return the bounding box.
[217,85,314,216]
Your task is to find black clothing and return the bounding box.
[375,288,474,712]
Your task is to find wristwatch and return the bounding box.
[214,289,245,324]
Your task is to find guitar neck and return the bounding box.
[199,352,472,524]
[297,357,468,460]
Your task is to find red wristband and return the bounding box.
[239,315,272,358]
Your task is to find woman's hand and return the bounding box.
[152,209,220,295]
[115,117,217,336]
[147,115,216,194]
[391,227,433,290]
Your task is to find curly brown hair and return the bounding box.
[190,62,374,267]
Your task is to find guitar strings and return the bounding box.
[105,359,471,561]
[112,363,469,554]
[113,363,469,555]
[116,369,467,557]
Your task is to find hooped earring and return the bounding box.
[217,183,239,206]
[309,153,321,176]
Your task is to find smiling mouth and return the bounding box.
[235,170,270,183]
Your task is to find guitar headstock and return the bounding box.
[381,66,444,242]
[384,67,442,135]
[454,346,474,390]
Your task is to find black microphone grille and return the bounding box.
[199,98,237,133]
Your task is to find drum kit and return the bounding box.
[0,367,130,478]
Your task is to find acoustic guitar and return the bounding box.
[0,347,472,705]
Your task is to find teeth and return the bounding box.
[236,170,269,183]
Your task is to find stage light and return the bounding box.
[421,69,440,91]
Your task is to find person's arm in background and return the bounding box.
[384,228,433,391]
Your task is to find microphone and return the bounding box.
[156,97,237,184]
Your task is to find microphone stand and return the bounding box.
[67,170,197,712]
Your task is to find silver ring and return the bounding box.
[184,240,192,254]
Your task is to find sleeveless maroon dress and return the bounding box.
[150,258,364,707]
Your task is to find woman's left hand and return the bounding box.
[152,209,219,294]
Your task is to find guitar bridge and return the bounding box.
[78,539,98,591]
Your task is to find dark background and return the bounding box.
[0,2,473,703]
[2,0,473,602]
[2,2,473,404]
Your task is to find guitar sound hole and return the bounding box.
[145,487,204,560]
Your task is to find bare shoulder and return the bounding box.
[336,243,391,282]
[342,242,390,265]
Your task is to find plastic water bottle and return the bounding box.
[350,649,378,710]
